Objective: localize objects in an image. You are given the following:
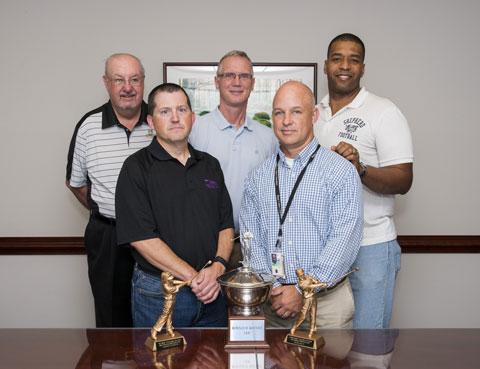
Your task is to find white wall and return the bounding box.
[0,0,479,327]
[0,255,94,327]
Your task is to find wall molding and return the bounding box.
[0,237,85,255]
[0,236,479,255]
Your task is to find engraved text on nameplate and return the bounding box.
[229,319,265,341]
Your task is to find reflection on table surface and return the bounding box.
[0,328,479,369]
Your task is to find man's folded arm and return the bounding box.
[131,238,197,282]
[65,181,90,209]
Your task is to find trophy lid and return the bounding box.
[218,267,274,288]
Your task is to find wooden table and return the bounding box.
[0,328,478,368]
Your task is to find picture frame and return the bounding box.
[163,62,317,127]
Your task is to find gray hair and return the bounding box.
[217,50,253,75]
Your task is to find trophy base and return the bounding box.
[225,312,269,349]
[145,331,186,352]
[284,331,325,350]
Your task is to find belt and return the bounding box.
[91,211,116,225]
[325,276,347,291]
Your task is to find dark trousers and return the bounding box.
[84,214,134,327]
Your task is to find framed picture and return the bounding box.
[163,62,317,127]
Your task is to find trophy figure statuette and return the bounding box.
[146,261,213,351]
[284,267,359,350]
[145,271,190,351]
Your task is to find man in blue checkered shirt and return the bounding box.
[240,81,363,329]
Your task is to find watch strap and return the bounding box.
[212,255,228,270]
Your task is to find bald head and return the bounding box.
[273,81,315,109]
[104,53,145,78]
[272,81,318,158]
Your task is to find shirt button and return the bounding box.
[288,241,293,246]
[288,217,293,223]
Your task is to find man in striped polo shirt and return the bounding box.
[66,53,152,327]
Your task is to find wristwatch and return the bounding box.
[359,162,368,178]
[212,255,228,270]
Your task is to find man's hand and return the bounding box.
[191,263,224,304]
[331,141,361,172]
[270,285,302,319]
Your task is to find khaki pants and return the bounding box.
[263,278,354,329]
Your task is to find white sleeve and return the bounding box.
[375,105,414,167]
[69,128,87,187]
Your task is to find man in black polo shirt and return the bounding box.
[66,53,152,327]
[115,83,234,327]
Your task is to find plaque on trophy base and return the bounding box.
[145,331,186,352]
[225,312,269,349]
[284,331,325,350]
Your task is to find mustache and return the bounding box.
[120,92,136,98]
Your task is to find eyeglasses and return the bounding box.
[217,72,253,81]
[108,76,144,87]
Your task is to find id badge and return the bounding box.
[271,252,285,278]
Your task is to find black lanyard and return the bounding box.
[274,144,320,248]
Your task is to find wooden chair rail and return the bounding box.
[0,236,479,254]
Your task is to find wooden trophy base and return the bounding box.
[145,331,186,351]
[284,331,325,350]
[225,312,269,349]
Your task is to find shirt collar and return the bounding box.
[213,107,253,132]
[148,138,204,163]
[102,100,148,129]
[277,137,320,168]
[320,87,368,112]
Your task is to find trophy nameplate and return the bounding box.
[145,331,186,351]
[284,331,325,350]
[225,312,269,349]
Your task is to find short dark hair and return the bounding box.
[147,83,192,115]
[327,33,365,62]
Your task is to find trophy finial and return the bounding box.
[240,231,254,268]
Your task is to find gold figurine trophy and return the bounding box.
[284,268,358,350]
[284,268,327,350]
[145,271,190,351]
